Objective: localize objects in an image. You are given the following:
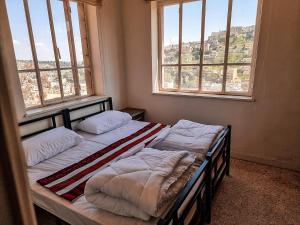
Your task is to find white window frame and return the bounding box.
[153,0,263,99]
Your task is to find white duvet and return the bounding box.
[154,120,223,160]
[84,148,195,221]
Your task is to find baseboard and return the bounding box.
[232,152,300,172]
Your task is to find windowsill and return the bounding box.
[22,95,109,120]
[153,91,255,102]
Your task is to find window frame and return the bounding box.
[15,0,94,109]
[156,0,262,98]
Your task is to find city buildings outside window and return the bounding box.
[157,0,261,97]
[6,0,93,108]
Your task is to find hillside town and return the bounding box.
[162,25,255,92]
[16,60,86,107]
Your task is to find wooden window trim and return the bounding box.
[16,0,94,109]
[157,0,263,97]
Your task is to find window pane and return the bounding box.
[226,65,251,92]
[162,66,179,89]
[18,72,40,107]
[201,66,223,92]
[6,0,35,70]
[51,0,72,68]
[181,1,202,64]
[228,0,258,63]
[203,0,228,64]
[162,4,179,64]
[181,66,199,90]
[61,70,75,96]
[78,68,88,96]
[28,0,56,69]
[40,71,61,100]
[70,2,84,67]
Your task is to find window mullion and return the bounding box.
[178,0,183,90]
[63,0,80,96]
[46,0,64,100]
[158,3,163,91]
[198,0,206,92]
[78,3,93,95]
[222,0,233,93]
[23,0,45,106]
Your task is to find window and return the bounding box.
[6,0,93,108]
[157,0,261,97]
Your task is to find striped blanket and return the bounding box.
[37,123,167,201]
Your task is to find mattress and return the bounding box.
[28,120,205,225]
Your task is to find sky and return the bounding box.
[164,0,258,45]
[6,0,258,60]
[6,0,83,62]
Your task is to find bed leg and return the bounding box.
[226,125,231,176]
[205,159,212,224]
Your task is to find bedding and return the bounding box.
[22,127,83,166]
[37,123,167,201]
[154,120,223,160]
[77,110,132,134]
[85,148,195,220]
[27,120,206,225]
[29,140,157,225]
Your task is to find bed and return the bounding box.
[19,97,231,225]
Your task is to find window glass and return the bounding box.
[181,66,199,90]
[61,69,75,96]
[19,72,40,107]
[203,0,228,64]
[201,66,223,92]
[28,0,56,69]
[162,66,179,89]
[181,1,202,64]
[6,0,35,70]
[162,4,180,64]
[51,0,72,68]
[78,68,88,95]
[6,0,92,108]
[70,2,84,67]
[228,0,258,63]
[226,65,251,92]
[40,71,61,100]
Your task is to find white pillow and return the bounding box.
[77,110,132,134]
[22,127,83,167]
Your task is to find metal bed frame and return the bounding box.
[19,97,231,225]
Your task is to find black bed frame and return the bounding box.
[19,97,231,225]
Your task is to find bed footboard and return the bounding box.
[207,125,231,198]
[157,160,211,225]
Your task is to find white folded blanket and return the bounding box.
[154,120,223,160]
[84,148,195,221]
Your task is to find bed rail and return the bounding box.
[207,125,231,198]
[157,125,231,225]
[19,112,62,139]
[158,160,211,225]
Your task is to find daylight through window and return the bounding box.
[6,0,93,108]
[158,0,260,96]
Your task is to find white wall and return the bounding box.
[97,0,128,109]
[120,0,300,171]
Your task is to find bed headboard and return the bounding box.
[62,97,113,130]
[19,97,113,138]
[19,112,63,139]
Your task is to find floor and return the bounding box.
[36,159,300,225]
[210,159,300,225]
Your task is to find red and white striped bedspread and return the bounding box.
[37,122,167,201]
